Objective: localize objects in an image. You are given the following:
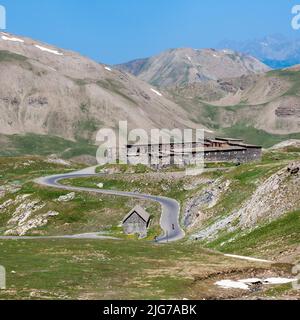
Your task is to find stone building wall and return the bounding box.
[123,213,148,238]
[204,148,262,163]
[106,142,262,168]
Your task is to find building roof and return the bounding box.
[228,142,262,148]
[215,137,244,142]
[126,140,205,147]
[206,139,228,144]
[125,137,262,150]
[126,137,242,147]
[123,206,150,224]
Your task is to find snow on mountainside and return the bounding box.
[0,32,202,142]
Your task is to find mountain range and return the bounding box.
[0,32,199,143]
[117,46,300,140]
[116,48,270,87]
[0,31,300,158]
[217,34,300,69]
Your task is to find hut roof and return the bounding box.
[123,206,150,224]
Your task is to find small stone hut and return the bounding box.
[122,206,150,238]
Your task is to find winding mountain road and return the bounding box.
[0,167,275,265]
[34,166,185,243]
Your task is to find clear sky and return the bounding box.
[1,0,299,64]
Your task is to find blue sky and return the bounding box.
[1,0,299,64]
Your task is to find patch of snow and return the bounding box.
[216,277,297,290]
[104,66,112,71]
[1,35,24,43]
[150,88,162,97]
[34,45,63,56]
[222,49,233,54]
[224,254,271,263]
[213,54,220,58]
[47,66,57,72]
[264,278,296,285]
[238,278,262,284]
[215,280,249,290]
[186,55,192,62]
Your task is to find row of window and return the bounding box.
[206,151,246,156]
[128,150,250,157]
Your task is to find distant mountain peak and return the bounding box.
[217,34,300,69]
[116,47,270,87]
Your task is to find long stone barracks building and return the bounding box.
[121,137,262,169]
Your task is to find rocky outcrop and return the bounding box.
[57,192,75,202]
[183,179,231,228]
[28,96,48,107]
[0,184,21,198]
[46,156,71,166]
[192,162,300,241]
[0,198,14,209]
[1,194,59,236]
[238,162,300,228]
[7,199,45,226]
[5,210,59,236]
[275,102,300,118]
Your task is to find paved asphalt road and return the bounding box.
[1,167,274,265]
[34,167,185,243]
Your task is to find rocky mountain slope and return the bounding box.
[0,32,299,151]
[179,149,300,263]
[0,32,200,142]
[167,68,300,137]
[116,48,270,87]
[191,162,300,241]
[270,139,300,150]
[117,47,300,139]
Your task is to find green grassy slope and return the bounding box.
[0,134,97,159]
[219,125,300,148]
[0,157,161,238]
[207,210,300,259]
